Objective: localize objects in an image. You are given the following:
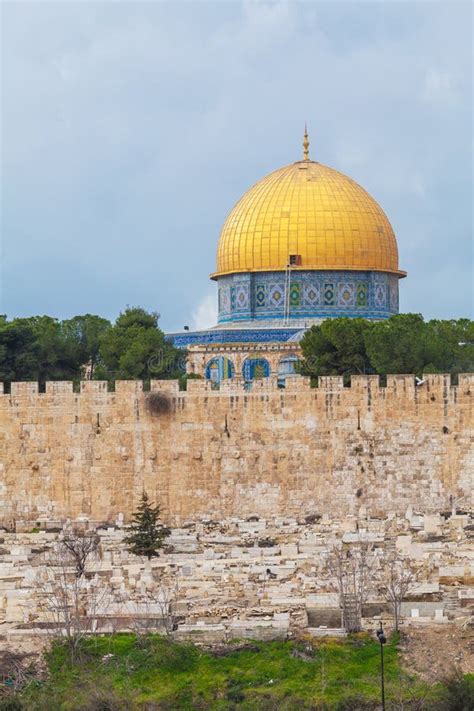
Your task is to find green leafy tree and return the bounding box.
[364,313,427,376]
[300,318,374,383]
[61,314,111,379]
[0,316,82,385]
[365,314,474,377]
[97,307,184,381]
[300,314,474,381]
[0,318,39,383]
[423,318,474,375]
[124,491,170,560]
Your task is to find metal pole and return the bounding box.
[376,621,386,711]
[380,635,385,711]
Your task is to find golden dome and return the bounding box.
[212,138,405,280]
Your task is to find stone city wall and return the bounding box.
[0,373,472,527]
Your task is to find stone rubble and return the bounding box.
[1,509,473,645]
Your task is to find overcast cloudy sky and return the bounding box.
[2,1,472,331]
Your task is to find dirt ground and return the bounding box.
[398,621,474,682]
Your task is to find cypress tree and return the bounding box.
[123,491,170,560]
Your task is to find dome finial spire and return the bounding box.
[303,123,310,161]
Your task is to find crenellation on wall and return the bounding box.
[186,380,213,392]
[284,376,311,390]
[115,380,144,394]
[350,374,380,391]
[458,373,474,391]
[150,379,180,394]
[318,376,344,389]
[386,374,416,394]
[2,374,473,399]
[10,382,39,397]
[80,380,108,393]
[45,381,74,394]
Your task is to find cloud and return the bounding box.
[191,292,218,331]
[1,1,472,326]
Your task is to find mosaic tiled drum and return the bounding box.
[217,270,398,322]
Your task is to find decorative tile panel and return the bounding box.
[255,284,266,308]
[235,284,249,309]
[303,283,321,306]
[356,283,368,308]
[269,284,285,308]
[324,283,335,305]
[374,283,387,308]
[389,282,398,311]
[337,283,356,307]
[220,286,231,313]
[289,283,301,307]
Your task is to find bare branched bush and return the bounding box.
[61,529,100,578]
[327,542,374,633]
[35,531,111,662]
[156,581,180,637]
[378,552,414,632]
[145,392,172,416]
[127,581,180,639]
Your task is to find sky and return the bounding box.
[1,0,472,332]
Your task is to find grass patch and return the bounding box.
[2,633,471,710]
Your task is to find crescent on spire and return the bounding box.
[303,124,310,160]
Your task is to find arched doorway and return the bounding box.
[242,357,271,382]
[205,356,235,384]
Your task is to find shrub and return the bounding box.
[0,699,24,711]
[435,673,474,710]
[77,689,129,711]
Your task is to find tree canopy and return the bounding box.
[0,314,104,385]
[0,307,185,386]
[1,309,471,387]
[95,307,184,381]
[300,314,474,382]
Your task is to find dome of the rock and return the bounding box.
[168,129,408,385]
[210,130,405,326]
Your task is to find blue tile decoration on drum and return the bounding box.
[324,283,335,306]
[374,282,387,308]
[269,284,285,309]
[389,281,399,311]
[214,270,399,323]
[356,283,368,308]
[255,284,266,308]
[289,283,301,307]
[303,283,321,306]
[338,283,356,307]
[235,284,249,309]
